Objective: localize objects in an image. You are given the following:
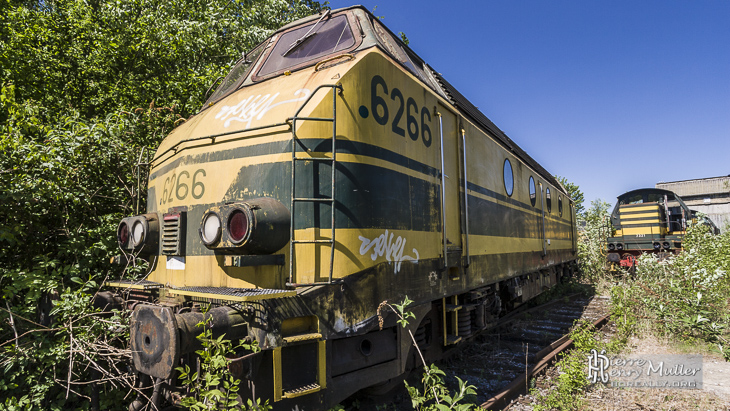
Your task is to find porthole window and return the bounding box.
[546,188,552,213]
[529,176,536,207]
[559,196,563,217]
[503,159,513,196]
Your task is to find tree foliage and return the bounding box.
[577,199,611,282]
[0,0,323,409]
[1,0,323,119]
[555,175,585,217]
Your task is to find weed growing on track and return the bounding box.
[530,320,620,411]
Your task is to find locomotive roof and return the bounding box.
[359,6,567,195]
[616,188,683,203]
[201,6,569,198]
[273,6,568,196]
[612,187,692,217]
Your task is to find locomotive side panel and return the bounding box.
[461,114,575,286]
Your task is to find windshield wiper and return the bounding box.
[282,9,331,57]
[283,32,317,57]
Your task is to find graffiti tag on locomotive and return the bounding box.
[105,6,578,410]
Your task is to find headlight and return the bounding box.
[132,220,146,247]
[116,213,159,253]
[199,198,289,254]
[200,212,221,245]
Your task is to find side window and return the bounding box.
[371,19,437,90]
[503,159,513,196]
[559,196,563,217]
[546,188,552,213]
[529,176,536,206]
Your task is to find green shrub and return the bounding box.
[176,316,264,411]
[0,1,324,408]
[577,199,612,283]
[612,225,730,359]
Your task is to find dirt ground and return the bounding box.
[510,331,730,411]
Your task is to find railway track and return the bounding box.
[348,292,612,410]
[444,293,611,409]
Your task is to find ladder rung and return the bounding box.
[445,304,463,312]
[293,198,334,202]
[445,335,462,345]
[283,383,321,398]
[294,156,334,161]
[292,240,334,244]
[283,332,322,344]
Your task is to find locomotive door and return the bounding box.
[539,182,547,256]
[436,105,463,269]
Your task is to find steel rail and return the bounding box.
[480,312,612,410]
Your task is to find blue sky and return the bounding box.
[326,1,730,208]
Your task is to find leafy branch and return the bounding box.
[176,315,266,411]
[377,296,478,411]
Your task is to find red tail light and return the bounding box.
[116,214,159,253]
[117,222,129,247]
[228,210,249,243]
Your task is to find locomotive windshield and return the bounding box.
[202,11,355,109]
[203,42,266,108]
[257,12,355,77]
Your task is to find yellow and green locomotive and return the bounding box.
[106,6,578,409]
[606,187,718,268]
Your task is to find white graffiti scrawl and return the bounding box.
[358,230,419,274]
[215,88,311,128]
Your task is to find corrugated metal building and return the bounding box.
[656,175,730,232]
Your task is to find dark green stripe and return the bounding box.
[620,210,661,216]
[619,223,664,229]
[150,139,573,230]
[150,139,440,181]
[467,193,572,240]
[171,160,573,256]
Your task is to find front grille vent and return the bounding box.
[162,212,185,255]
